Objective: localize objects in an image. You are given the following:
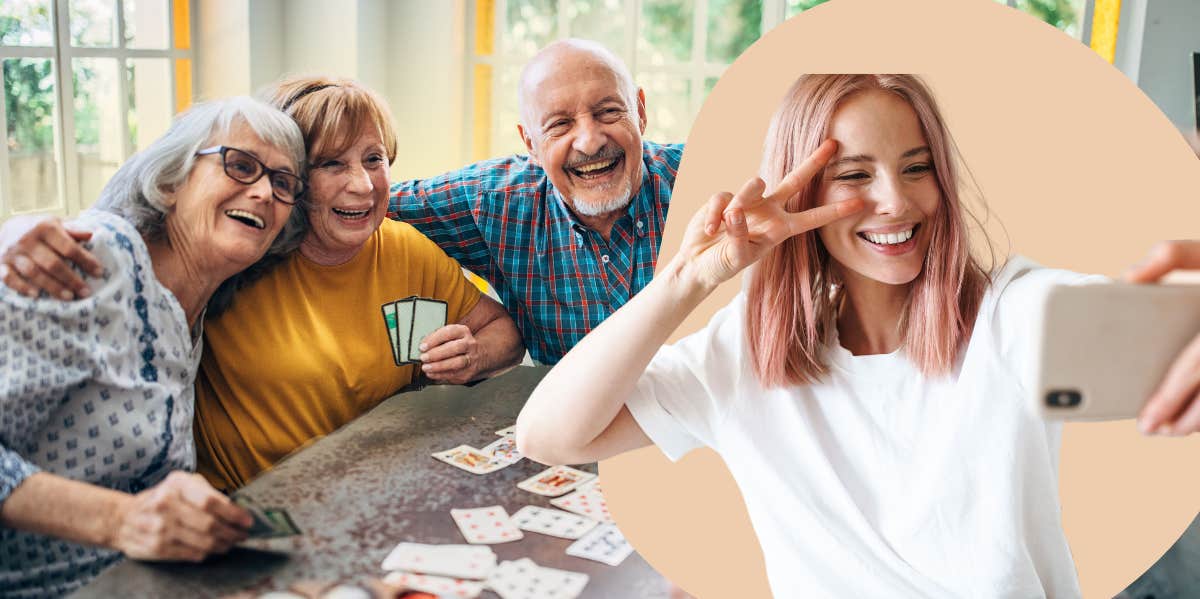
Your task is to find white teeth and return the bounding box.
[863,228,914,245]
[333,207,369,218]
[225,209,264,229]
[573,158,617,174]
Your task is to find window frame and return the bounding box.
[0,0,195,219]
[466,0,1097,163]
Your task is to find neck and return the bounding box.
[298,236,362,266]
[146,238,232,328]
[835,269,911,356]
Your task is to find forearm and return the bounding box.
[516,256,714,463]
[0,472,126,550]
[472,314,525,379]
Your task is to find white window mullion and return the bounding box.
[462,1,479,165]
[556,0,569,39]
[626,0,639,74]
[762,0,785,34]
[53,0,78,214]
[690,0,708,119]
[115,0,132,161]
[0,74,10,217]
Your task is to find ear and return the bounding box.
[517,123,541,166]
[635,87,647,135]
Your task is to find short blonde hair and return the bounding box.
[265,75,398,165]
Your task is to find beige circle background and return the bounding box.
[599,0,1200,596]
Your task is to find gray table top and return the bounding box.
[71,366,668,599]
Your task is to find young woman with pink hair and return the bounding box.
[516,74,1164,596]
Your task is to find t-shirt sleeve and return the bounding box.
[0,218,133,505]
[404,224,482,324]
[625,295,746,461]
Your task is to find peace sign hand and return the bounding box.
[677,139,865,291]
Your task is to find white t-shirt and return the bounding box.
[626,256,1106,598]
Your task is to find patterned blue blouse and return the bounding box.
[0,210,200,597]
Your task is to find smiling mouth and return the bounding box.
[567,155,622,180]
[857,224,919,246]
[332,207,370,220]
[225,209,265,230]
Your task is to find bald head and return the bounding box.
[518,39,638,134]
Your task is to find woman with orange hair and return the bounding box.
[515,74,1153,596]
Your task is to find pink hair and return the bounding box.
[746,74,989,387]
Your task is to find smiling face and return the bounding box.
[518,47,647,218]
[817,89,942,290]
[166,120,295,271]
[300,123,391,262]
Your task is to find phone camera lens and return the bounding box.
[1045,390,1082,408]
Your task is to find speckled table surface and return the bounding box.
[71,366,669,599]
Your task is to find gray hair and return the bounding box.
[517,39,639,138]
[93,95,307,254]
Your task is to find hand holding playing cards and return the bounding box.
[420,324,488,384]
[109,471,252,562]
[677,139,864,291]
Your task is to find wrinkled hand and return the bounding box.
[0,215,102,300]
[1124,240,1200,435]
[110,471,251,562]
[676,139,864,290]
[419,324,488,385]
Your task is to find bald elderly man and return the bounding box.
[389,39,682,364]
[0,39,683,366]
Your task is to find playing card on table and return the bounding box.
[451,506,524,544]
[485,558,588,599]
[494,425,516,437]
[549,480,613,524]
[510,505,598,540]
[408,298,448,362]
[480,435,521,465]
[382,571,485,599]
[381,542,497,579]
[565,523,633,566]
[516,465,596,497]
[432,445,506,474]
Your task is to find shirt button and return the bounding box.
[601,254,610,264]
[636,220,644,229]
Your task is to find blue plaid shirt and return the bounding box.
[388,141,683,364]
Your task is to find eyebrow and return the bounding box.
[829,145,931,167]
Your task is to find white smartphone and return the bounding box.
[1034,283,1200,421]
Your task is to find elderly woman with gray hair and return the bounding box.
[0,95,305,596]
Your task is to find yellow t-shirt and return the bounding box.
[194,220,481,490]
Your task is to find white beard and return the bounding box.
[569,178,633,217]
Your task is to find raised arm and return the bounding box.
[1124,240,1200,435]
[516,140,864,465]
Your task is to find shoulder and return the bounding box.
[393,154,546,199]
[985,255,1109,316]
[68,210,151,288]
[642,141,684,174]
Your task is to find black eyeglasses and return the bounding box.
[195,145,304,205]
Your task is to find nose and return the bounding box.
[345,162,375,195]
[247,173,274,203]
[869,174,910,215]
[571,116,609,157]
